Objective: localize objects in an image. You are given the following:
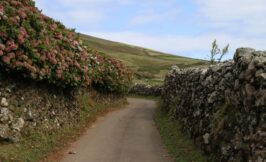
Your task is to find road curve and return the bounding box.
[60,98,173,162]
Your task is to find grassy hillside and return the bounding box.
[81,34,207,85]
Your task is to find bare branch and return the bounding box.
[210,40,229,64]
[218,44,230,62]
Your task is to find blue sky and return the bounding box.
[35,0,266,60]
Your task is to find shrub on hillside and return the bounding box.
[0,0,132,93]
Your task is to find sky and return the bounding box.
[35,0,266,60]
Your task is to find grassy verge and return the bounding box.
[0,92,126,162]
[154,102,208,162]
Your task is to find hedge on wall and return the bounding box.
[0,0,132,93]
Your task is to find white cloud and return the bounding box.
[129,9,179,25]
[34,0,144,27]
[63,10,104,24]
[38,0,134,9]
[35,0,106,27]
[56,0,115,8]
[130,11,160,25]
[196,0,266,35]
[35,0,182,29]
[197,0,266,20]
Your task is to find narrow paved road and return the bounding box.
[61,98,173,162]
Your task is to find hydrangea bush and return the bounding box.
[0,0,132,93]
[94,53,133,93]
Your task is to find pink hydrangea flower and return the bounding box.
[0,5,4,14]
[15,61,23,67]
[15,16,20,22]
[74,76,81,81]
[2,56,10,64]
[20,55,28,61]
[40,55,46,61]
[0,44,5,50]
[56,69,63,78]
[6,40,18,52]
[27,59,33,65]
[50,23,57,31]
[73,40,79,46]
[50,57,57,65]
[0,32,7,38]
[17,10,27,19]
[29,65,37,73]
[20,27,28,36]
[39,68,46,76]
[18,27,28,44]
[10,1,21,6]
[32,40,39,47]
[56,33,63,39]
[7,52,15,59]
[18,35,25,44]
[74,61,81,69]
[10,17,19,25]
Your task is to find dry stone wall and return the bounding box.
[0,74,79,142]
[0,73,120,143]
[129,84,162,96]
[162,48,266,162]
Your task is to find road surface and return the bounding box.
[60,98,173,162]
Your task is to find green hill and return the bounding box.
[81,34,207,85]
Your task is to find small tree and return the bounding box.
[210,39,229,64]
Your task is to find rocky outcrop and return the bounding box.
[130,84,162,96]
[162,48,266,162]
